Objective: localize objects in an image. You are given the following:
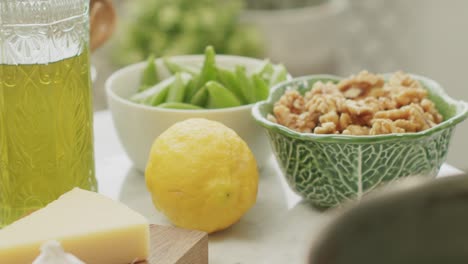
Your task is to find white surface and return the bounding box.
[105,55,272,172]
[94,111,464,264]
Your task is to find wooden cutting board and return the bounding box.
[143,224,208,264]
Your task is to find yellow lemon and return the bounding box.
[145,118,259,233]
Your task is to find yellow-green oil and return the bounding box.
[0,51,97,227]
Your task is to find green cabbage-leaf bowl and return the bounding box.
[252,74,468,208]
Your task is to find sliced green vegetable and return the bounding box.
[146,86,170,106]
[130,47,291,110]
[185,79,199,103]
[131,75,177,104]
[206,81,242,109]
[166,72,192,103]
[255,59,274,82]
[190,86,208,107]
[157,102,203,110]
[163,57,199,76]
[217,67,247,104]
[190,46,217,97]
[252,73,269,102]
[270,64,288,86]
[235,65,255,104]
[139,54,159,92]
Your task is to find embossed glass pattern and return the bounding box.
[0,0,96,227]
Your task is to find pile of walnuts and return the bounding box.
[268,71,443,135]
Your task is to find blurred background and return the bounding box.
[92,0,468,171]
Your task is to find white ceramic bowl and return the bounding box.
[106,55,272,172]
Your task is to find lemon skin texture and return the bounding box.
[145,118,259,233]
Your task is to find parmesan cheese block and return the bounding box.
[0,188,149,264]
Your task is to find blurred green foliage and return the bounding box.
[245,0,327,10]
[112,0,264,66]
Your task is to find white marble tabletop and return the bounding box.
[93,110,464,264]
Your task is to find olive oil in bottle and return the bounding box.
[0,51,97,227]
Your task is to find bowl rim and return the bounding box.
[105,54,271,114]
[308,174,468,262]
[252,74,468,143]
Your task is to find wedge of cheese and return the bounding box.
[0,188,149,264]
